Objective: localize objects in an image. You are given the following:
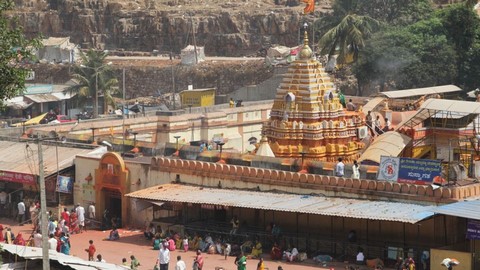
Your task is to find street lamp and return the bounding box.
[217,141,225,164]
[80,61,113,118]
[174,135,181,156]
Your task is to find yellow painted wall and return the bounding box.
[180,89,215,107]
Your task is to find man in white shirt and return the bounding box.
[48,234,58,251]
[175,255,186,270]
[156,242,170,270]
[356,250,365,265]
[88,203,96,219]
[17,200,25,225]
[335,158,345,177]
[33,230,42,248]
[76,203,85,232]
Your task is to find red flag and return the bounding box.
[302,0,315,14]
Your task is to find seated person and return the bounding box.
[250,239,263,258]
[356,250,365,265]
[271,242,282,260]
[143,223,155,240]
[240,240,253,255]
[284,247,298,262]
[106,227,120,240]
[167,237,176,251]
[153,234,162,250]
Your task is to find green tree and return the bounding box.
[67,50,118,118]
[353,17,457,94]
[318,14,381,64]
[0,0,40,100]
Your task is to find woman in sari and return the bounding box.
[13,232,26,246]
[60,232,70,255]
[0,224,4,242]
[69,212,79,234]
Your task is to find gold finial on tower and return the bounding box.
[299,22,313,60]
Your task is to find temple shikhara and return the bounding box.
[263,28,367,162]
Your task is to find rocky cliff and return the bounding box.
[12,0,321,56]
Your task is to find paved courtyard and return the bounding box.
[1,217,390,270]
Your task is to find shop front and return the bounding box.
[0,170,38,218]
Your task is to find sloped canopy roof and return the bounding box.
[362,97,385,114]
[358,131,412,164]
[396,99,480,130]
[378,85,461,99]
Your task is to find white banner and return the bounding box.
[377,156,400,181]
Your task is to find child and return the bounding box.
[182,236,189,252]
[85,240,96,261]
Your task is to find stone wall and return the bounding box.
[151,157,480,204]
[29,60,273,97]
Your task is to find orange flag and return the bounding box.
[302,0,315,14]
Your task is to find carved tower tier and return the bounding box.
[263,28,366,162]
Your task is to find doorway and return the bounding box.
[103,189,122,228]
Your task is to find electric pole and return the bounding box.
[37,138,50,270]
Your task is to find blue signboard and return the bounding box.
[56,175,73,193]
[467,219,480,240]
[397,157,442,184]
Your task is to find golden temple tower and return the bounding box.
[263,27,366,162]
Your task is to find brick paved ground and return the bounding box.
[1,217,393,270]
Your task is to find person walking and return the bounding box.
[335,157,345,177]
[235,253,247,270]
[175,255,187,270]
[352,160,360,179]
[85,240,96,261]
[17,200,25,225]
[157,241,170,270]
[194,250,204,270]
[76,203,85,233]
[88,203,96,219]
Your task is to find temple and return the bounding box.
[263,28,366,162]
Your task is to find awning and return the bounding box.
[377,85,461,99]
[358,131,412,164]
[126,184,435,224]
[134,198,164,211]
[25,94,61,103]
[432,200,480,221]
[1,244,128,270]
[362,97,385,114]
[396,98,480,130]
[11,113,47,127]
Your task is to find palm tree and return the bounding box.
[67,50,118,118]
[318,13,380,65]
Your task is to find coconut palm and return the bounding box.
[67,50,118,118]
[318,13,381,65]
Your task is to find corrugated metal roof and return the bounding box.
[25,94,61,103]
[358,131,412,164]
[378,85,461,99]
[433,200,480,220]
[126,184,435,224]
[1,243,129,270]
[0,141,104,176]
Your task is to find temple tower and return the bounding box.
[263,28,366,162]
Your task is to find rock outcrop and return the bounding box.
[12,0,319,56]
